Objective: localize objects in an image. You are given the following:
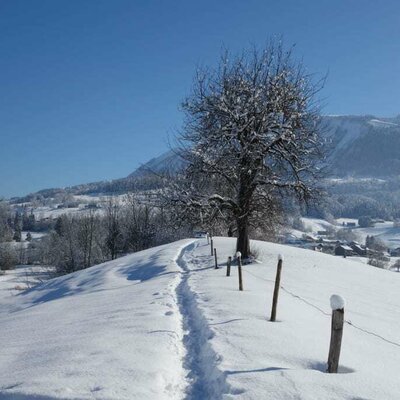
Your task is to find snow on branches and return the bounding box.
[171,42,327,257]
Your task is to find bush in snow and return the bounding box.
[392,259,400,272]
[367,252,388,269]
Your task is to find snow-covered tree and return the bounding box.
[13,227,22,242]
[77,209,101,268]
[0,243,17,270]
[0,201,13,242]
[173,43,326,257]
[104,198,122,260]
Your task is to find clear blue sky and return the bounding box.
[1,0,399,198]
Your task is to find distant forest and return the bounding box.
[310,177,400,220]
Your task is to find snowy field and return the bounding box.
[1,238,400,399]
[16,194,137,221]
[355,222,400,249]
[301,217,335,233]
[0,264,53,296]
[20,231,46,240]
[335,218,358,226]
[32,204,102,220]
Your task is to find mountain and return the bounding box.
[128,149,184,178]
[130,114,400,180]
[11,150,182,203]
[11,114,400,203]
[1,237,400,398]
[325,115,400,177]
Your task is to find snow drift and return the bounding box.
[0,240,192,400]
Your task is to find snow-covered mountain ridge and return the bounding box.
[321,115,400,177]
[131,114,400,179]
[128,149,184,178]
[10,114,400,202]
[1,238,400,399]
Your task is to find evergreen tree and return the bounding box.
[13,227,22,242]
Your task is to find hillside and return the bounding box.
[128,150,184,178]
[1,238,400,399]
[326,115,400,177]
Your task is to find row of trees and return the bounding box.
[0,201,42,243]
[36,195,191,275]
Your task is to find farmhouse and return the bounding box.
[390,247,400,257]
[350,242,367,256]
[335,244,354,257]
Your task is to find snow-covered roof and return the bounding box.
[338,245,353,251]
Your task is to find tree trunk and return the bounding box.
[236,216,250,258]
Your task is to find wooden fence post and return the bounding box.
[214,248,218,269]
[237,252,243,291]
[226,256,232,276]
[327,295,345,373]
[270,254,283,322]
[210,238,214,256]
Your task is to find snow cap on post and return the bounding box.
[330,294,345,310]
[236,251,241,258]
[278,254,284,261]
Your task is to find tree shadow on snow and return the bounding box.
[119,251,178,282]
[16,250,177,308]
[0,392,68,400]
[226,362,355,377]
[209,318,247,326]
[16,274,81,308]
[350,398,374,400]
[125,264,176,282]
[226,367,289,375]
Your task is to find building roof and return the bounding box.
[337,245,353,251]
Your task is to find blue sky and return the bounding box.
[1,0,400,198]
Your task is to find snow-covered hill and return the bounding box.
[128,149,184,178]
[0,240,191,400]
[1,238,400,399]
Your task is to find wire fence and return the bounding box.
[235,256,400,349]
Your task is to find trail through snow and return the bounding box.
[175,242,232,399]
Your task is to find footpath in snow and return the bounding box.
[175,242,240,399]
[1,237,400,399]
